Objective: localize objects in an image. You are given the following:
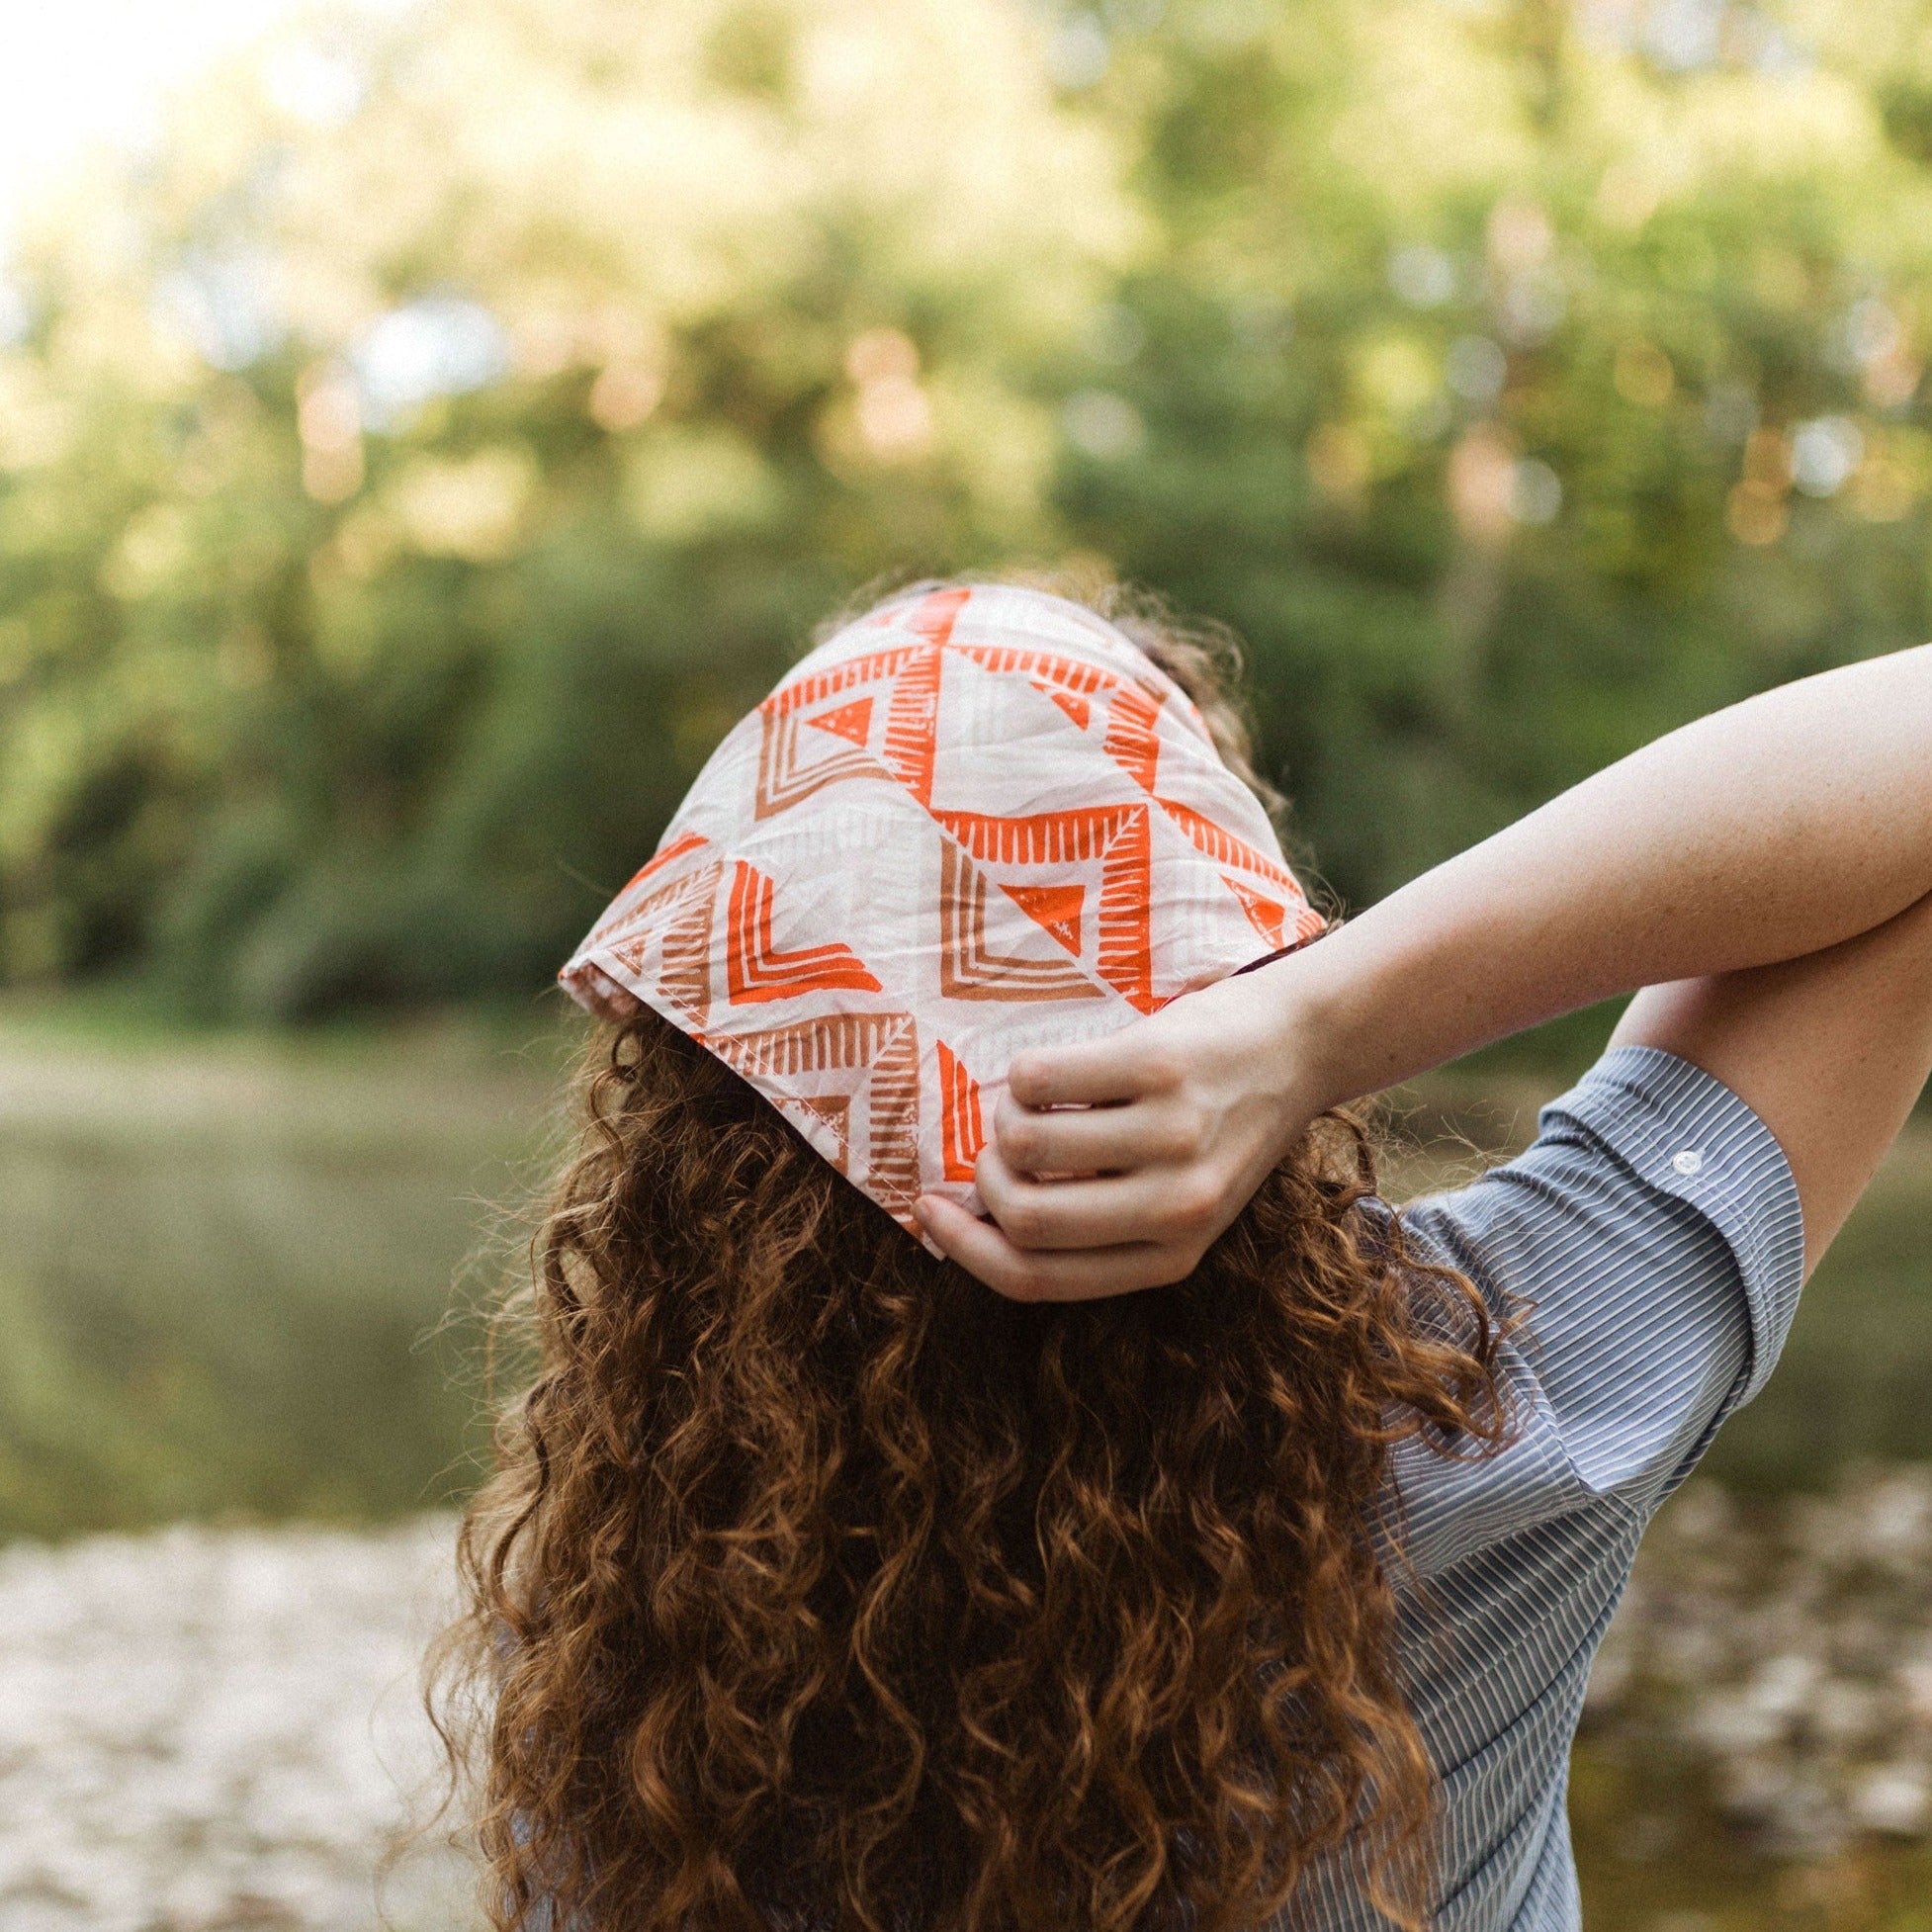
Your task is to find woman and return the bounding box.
[439,579,1932,1932]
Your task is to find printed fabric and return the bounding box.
[559,582,1323,1241]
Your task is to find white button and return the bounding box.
[1672,1149,1705,1176]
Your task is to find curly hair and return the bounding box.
[430,583,1512,1932]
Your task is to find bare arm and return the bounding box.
[917,644,1932,1297]
[1610,892,1932,1272]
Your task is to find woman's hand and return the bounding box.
[914,959,1335,1300]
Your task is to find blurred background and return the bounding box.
[5,0,1932,1927]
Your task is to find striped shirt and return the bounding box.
[1277,1045,1806,1930]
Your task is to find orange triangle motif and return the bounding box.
[807,697,874,747]
[796,1093,850,1130]
[1045,688,1090,731]
[1002,882,1086,955]
[937,1040,985,1182]
[726,860,885,1004]
[1224,876,1286,949]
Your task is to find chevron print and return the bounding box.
[594,857,723,1025]
[754,640,944,816]
[705,1012,922,1221]
[937,805,1155,1011]
[950,641,1165,793]
[1157,797,1301,891]
[937,843,1103,1003]
[726,861,882,1005]
[1101,681,1164,792]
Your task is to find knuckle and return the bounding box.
[1001,1196,1052,1249]
[999,1115,1045,1171]
[1164,1172,1224,1234]
[1137,1046,1186,1092]
[1007,1056,1049,1104]
[974,1147,1013,1202]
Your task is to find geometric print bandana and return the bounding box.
[559,582,1324,1248]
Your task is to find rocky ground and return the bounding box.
[0,1515,471,1932]
[1584,1465,1932,1861]
[5,1470,1932,1931]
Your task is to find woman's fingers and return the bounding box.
[990,1087,1200,1178]
[972,1141,1222,1253]
[912,1194,1188,1301]
[918,969,1322,1299]
[1006,1030,1184,1109]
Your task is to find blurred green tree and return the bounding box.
[3,0,1932,1016]
[1067,0,1932,898]
[0,0,1128,1015]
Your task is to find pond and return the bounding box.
[6,1017,1927,1539]
[0,1012,563,1541]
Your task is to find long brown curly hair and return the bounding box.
[431,584,1513,1932]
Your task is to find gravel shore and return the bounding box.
[8,1469,1932,1930]
[1585,1465,1932,1859]
[0,1515,470,1932]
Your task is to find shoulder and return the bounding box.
[1389,1045,1804,1538]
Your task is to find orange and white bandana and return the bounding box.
[560,583,1324,1244]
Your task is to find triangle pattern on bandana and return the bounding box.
[1224,875,1287,950]
[1002,882,1086,956]
[936,1040,985,1183]
[807,697,875,747]
[1043,688,1090,731]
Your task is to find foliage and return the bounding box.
[4,0,1932,1014]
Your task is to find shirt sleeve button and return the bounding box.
[1672,1148,1705,1176]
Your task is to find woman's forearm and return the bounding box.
[1289,643,1932,1109]
[918,642,1932,1299]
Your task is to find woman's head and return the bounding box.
[554,579,1325,1246]
[435,580,1511,1932]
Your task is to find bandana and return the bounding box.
[559,583,1324,1245]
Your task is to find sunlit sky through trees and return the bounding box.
[0,0,414,248]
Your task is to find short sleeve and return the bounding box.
[1399,1044,1806,1519]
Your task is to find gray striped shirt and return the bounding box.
[1280,1045,1806,1930]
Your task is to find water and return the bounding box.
[0,1015,560,1542]
[3,1028,1926,1540]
